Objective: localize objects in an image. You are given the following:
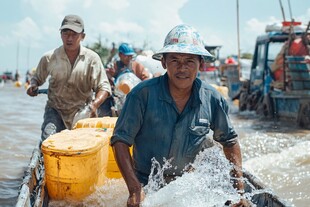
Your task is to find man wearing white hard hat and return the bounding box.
[27,14,111,141]
[111,25,247,207]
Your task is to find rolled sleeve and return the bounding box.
[32,55,50,86]
[212,96,238,146]
[92,57,111,96]
[110,92,143,146]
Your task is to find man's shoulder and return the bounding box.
[81,46,101,59]
[132,60,144,69]
[199,80,224,99]
[39,46,62,62]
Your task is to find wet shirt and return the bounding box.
[33,45,111,129]
[110,74,237,178]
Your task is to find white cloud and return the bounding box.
[23,0,69,17]
[295,8,310,23]
[237,16,284,55]
[98,20,144,34]
[105,0,130,10]
[83,0,93,8]
[83,0,188,50]
[12,17,42,48]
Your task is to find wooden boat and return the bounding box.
[16,117,291,207]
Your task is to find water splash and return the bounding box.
[83,179,128,207]
[142,146,241,207]
[144,157,174,194]
[48,179,129,207]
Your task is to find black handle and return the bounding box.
[37,89,48,94]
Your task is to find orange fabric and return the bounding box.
[274,69,284,81]
[288,38,309,56]
[225,57,237,64]
[271,42,288,81]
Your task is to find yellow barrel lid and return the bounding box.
[73,117,118,129]
[41,128,109,156]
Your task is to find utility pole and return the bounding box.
[16,41,20,72]
[236,0,241,77]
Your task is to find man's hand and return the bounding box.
[26,84,38,96]
[231,198,252,207]
[89,102,98,118]
[127,188,145,207]
[141,70,150,80]
[106,66,116,77]
[226,198,252,207]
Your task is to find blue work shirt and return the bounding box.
[110,73,237,182]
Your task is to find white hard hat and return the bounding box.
[152,24,215,62]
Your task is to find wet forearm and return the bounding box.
[223,142,244,191]
[92,90,109,109]
[112,142,141,194]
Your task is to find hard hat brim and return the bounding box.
[152,43,216,63]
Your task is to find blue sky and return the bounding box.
[0,0,309,75]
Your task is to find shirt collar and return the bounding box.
[59,45,86,58]
[159,73,202,107]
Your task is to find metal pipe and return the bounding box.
[278,0,286,21]
[236,0,241,78]
[287,0,293,21]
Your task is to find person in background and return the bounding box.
[26,14,111,141]
[25,70,31,85]
[107,43,150,81]
[15,70,20,81]
[111,24,248,207]
[98,43,150,117]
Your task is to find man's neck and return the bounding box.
[66,47,80,67]
[169,85,192,113]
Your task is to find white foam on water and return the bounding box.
[142,146,241,207]
[48,179,128,207]
[83,178,128,207]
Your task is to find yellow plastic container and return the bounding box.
[73,117,118,129]
[73,117,128,179]
[107,146,123,179]
[41,128,110,201]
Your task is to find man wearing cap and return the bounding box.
[27,14,111,141]
[107,43,150,81]
[111,25,248,207]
